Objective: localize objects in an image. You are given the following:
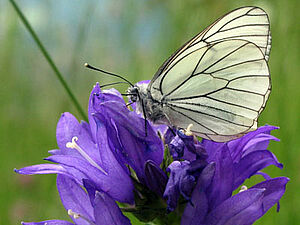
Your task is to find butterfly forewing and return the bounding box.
[148,6,271,142]
[149,6,271,95]
[200,6,271,58]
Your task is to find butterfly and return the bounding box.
[88,6,272,142]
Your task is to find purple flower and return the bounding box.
[164,125,289,225]
[16,82,288,225]
[163,160,207,212]
[16,110,134,203]
[15,83,164,204]
[167,129,208,161]
[21,175,131,225]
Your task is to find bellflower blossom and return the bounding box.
[16,81,288,225]
[164,125,289,225]
[16,83,165,224]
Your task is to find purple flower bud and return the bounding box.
[163,160,206,212]
[144,160,168,197]
[169,135,185,159]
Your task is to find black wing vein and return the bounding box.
[167,105,218,135]
[167,103,252,128]
[163,42,250,98]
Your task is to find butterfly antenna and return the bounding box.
[84,63,134,87]
[100,81,128,89]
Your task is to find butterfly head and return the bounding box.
[127,82,149,103]
[127,82,168,125]
[127,85,139,103]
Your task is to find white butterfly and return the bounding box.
[128,6,271,142]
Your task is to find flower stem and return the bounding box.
[9,0,88,121]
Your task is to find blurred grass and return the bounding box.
[0,0,299,224]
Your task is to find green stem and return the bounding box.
[9,0,88,121]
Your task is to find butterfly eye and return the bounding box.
[131,95,138,102]
[127,86,139,102]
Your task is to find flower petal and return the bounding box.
[211,177,289,225]
[94,191,131,225]
[207,144,234,209]
[233,150,283,189]
[201,139,224,157]
[56,112,82,154]
[144,160,168,197]
[15,163,92,186]
[255,171,272,180]
[93,101,163,184]
[163,161,190,211]
[56,113,101,167]
[46,155,134,204]
[178,131,207,160]
[49,110,135,204]
[15,164,69,175]
[82,178,131,225]
[22,220,74,225]
[88,83,125,141]
[93,115,135,203]
[228,125,278,162]
[205,188,265,225]
[82,179,98,207]
[57,175,94,225]
[163,160,205,212]
[181,163,215,225]
[169,135,185,159]
[242,133,280,157]
[251,177,289,213]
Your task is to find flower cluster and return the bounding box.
[16,82,288,225]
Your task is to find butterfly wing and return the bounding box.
[160,40,270,142]
[194,6,271,60]
[150,6,271,89]
[148,7,271,142]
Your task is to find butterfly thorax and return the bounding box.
[127,83,168,125]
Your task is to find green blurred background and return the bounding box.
[0,0,299,224]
